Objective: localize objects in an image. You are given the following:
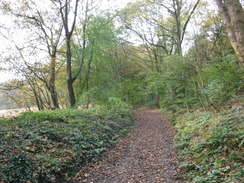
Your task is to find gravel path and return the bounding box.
[69,109,184,183]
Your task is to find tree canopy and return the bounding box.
[0,0,243,110]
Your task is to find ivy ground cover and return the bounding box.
[0,108,134,182]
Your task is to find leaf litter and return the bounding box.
[68,109,184,183]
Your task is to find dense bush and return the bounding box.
[0,108,134,182]
[174,94,244,182]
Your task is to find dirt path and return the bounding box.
[69,109,184,183]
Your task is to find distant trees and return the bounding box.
[1,0,63,109]
[0,0,99,108]
[120,0,201,57]
[0,81,21,110]
[0,0,243,111]
[117,0,244,110]
[118,0,202,107]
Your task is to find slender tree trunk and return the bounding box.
[28,78,44,110]
[33,89,44,111]
[49,56,59,109]
[66,37,76,107]
[85,40,95,109]
[58,0,80,108]
[194,81,206,111]
[214,0,244,64]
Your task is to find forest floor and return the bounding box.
[68,109,184,183]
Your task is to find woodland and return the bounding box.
[0,0,243,182]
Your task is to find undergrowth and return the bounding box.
[0,107,134,183]
[174,94,244,182]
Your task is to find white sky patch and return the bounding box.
[0,71,15,83]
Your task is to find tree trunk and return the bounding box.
[58,0,80,108]
[214,0,244,64]
[173,0,183,55]
[49,56,59,109]
[85,40,95,109]
[33,89,44,111]
[66,38,76,107]
[194,81,206,111]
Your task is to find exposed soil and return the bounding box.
[69,109,184,183]
[0,108,38,117]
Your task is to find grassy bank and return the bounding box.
[174,94,244,182]
[0,108,134,182]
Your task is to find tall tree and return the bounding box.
[214,0,244,64]
[53,0,96,107]
[52,0,81,107]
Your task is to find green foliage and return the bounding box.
[140,56,199,110]
[73,15,123,107]
[174,94,244,182]
[1,154,36,183]
[1,1,244,182]
[0,108,134,182]
[119,77,145,107]
[108,97,131,109]
[203,54,244,105]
